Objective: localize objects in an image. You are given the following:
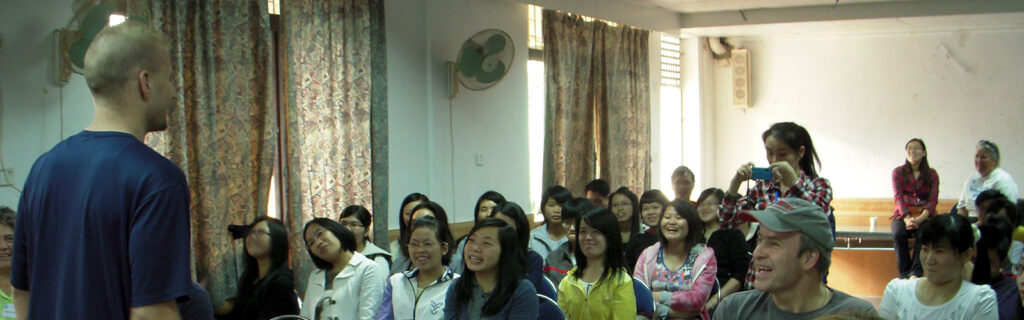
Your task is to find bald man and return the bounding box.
[12,21,190,319]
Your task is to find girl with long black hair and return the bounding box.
[443,218,538,319]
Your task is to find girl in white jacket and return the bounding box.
[302,218,388,320]
[378,216,459,320]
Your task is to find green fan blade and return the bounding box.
[483,34,506,55]
[475,60,506,83]
[79,1,119,40]
[459,47,483,77]
[69,40,91,69]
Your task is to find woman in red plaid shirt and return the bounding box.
[891,138,939,279]
[719,122,835,290]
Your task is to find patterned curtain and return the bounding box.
[281,0,384,292]
[128,0,276,306]
[542,9,651,195]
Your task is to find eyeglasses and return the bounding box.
[340,222,365,229]
[406,241,437,250]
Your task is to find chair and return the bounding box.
[632,277,656,319]
[538,294,566,320]
[536,275,559,301]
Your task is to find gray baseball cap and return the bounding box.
[738,198,834,250]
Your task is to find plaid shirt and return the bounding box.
[891,164,939,220]
[719,172,834,290]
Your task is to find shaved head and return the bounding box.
[83,21,169,98]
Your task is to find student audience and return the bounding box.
[719,121,835,290]
[609,187,660,273]
[585,179,611,208]
[216,217,298,320]
[640,189,670,233]
[392,193,430,274]
[957,140,1018,218]
[301,218,387,320]
[880,214,998,320]
[891,138,939,279]
[451,191,507,274]
[986,198,1024,271]
[672,166,696,203]
[715,198,876,319]
[635,199,717,320]
[339,205,392,277]
[971,215,1021,320]
[444,218,538,320]
[544,197,595,285]
[529,186,573,261]
[696,188,749,313]
[489,202,547,296]
[378,216,458,320]
[557,208,637,319]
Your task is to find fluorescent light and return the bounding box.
[108,14,126,26]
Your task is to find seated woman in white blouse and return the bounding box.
[880,214,998,320]
[956,140,1018,218]
[302,218,388,320]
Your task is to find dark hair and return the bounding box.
[762,122,822,178]
[406,201,452,258]
[695,188,724,207]
[562,197,597,224]
[474,191,507,223]
[978,140,1001,164]
[303,218,358,270]
[902,139,933,188]
[491,202,531,253]
[985,198,1019,227]
[571,208,626,283]
[918,214,973,256]
[409,216,455,266]
[585,179,611,197]
[639,190,670,206]
[339,205,372,243]
[609,187,641,235]
[0,206,14,229]
[657,199,704,253]
[399,193,430,253]
[541,186,573,222]
[454,218,526,316]
[237,217,290,309]
[976,189,1008,211]
[672,166,694,179]
[972,215,1013,284]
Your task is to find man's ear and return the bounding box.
[801,250,819,271]
[137,69,152,101]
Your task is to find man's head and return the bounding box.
[84,21,174,133]
[975,189,1008,224]
[584,179,611,208]
[741,198,833,293]
[671,166,695,201]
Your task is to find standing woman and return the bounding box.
[610,187,658,273]
[393,193,430,275]
[217,217,299,319]
[892,138,939,279]
[443,218,538,320]
[719,122,834,289]
[695,188,748,313]
[635,199,717,320]
[557,208,637,319]
[957,140,1019,219]
[530,186,573,260]
[451,191,507,274]
[302,218,387,320]
[339,205,392,278]
[879,214,998,319]
[377,216,458,320]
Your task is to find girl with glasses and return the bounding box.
[377,216,458,320]
[339,205,392,278]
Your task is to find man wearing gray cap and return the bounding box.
[713,198,877,319]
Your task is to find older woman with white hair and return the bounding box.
[957,140,1019,219]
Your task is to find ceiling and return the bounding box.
[627,0,915,13]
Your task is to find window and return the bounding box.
[657,35,685,193]
[527,5,545,217]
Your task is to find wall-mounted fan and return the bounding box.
[447,29,515,98]
[54,0,126,85]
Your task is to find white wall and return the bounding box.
[387,0,531,226]
[0,0,94,208]
[706,29,1024,200]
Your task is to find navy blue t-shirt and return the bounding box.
[12,131,193,319]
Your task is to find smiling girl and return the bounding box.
[378,216,458,320]
[444,218,538,320]
[557,208,636,319]
[302,218,387,320]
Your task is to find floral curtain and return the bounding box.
[542,9,651,195]
[281,0,384,292]
[129,0,276,306]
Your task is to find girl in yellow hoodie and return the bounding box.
[557,208,638,319]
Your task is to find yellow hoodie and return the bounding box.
[556,266,637,320]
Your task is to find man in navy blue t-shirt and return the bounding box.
[12,21,191,319]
